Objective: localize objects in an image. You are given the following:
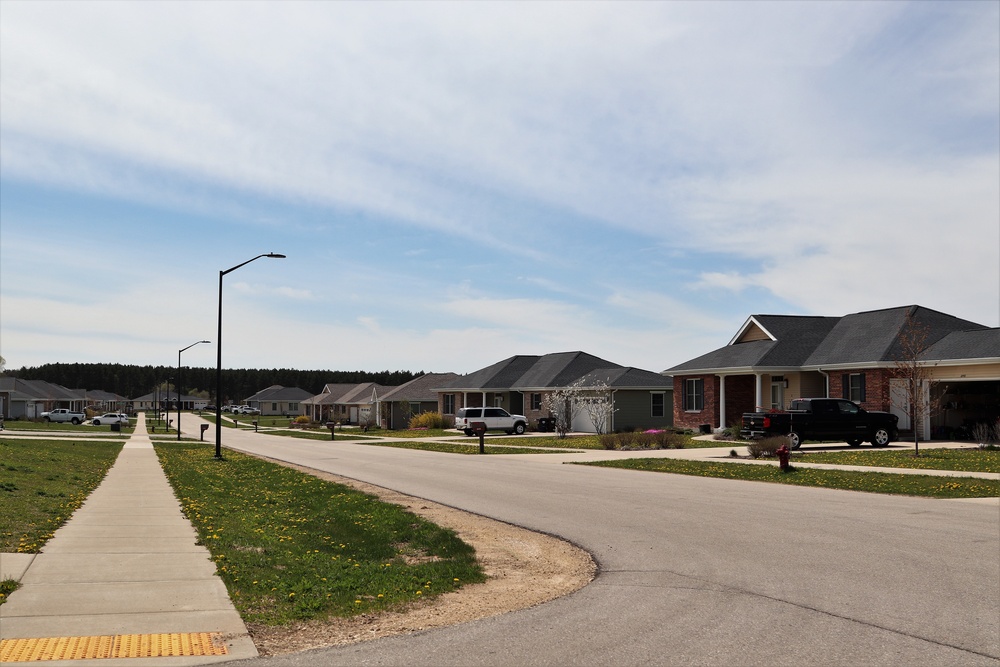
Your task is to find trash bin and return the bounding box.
[537,418,554,432]
[111,422,121,432]
[699,424,711,435]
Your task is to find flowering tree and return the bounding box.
[541,378,616,437]
[577,379,615,435]
[541,384,583,439]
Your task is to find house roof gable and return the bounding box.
[666,305,991,375]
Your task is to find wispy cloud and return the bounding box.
[1,2,996,375]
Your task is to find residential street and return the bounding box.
[192,418,1000,667]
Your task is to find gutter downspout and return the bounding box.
[818,369,829,398]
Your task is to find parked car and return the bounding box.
[241,406,261,415]
[92,413,130,426]
[454,407,528,436]
[40,409,86,424]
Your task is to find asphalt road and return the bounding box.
[200,422,999,667]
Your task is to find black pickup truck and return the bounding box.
[741,398,898,449]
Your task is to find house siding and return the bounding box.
[613,391,673,432]
[927,363,1000,380]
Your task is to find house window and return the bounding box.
[530,393,542,411]
[443,394,455,414]
[684,378,704,412]
[289,403,298,411]
[651,392,665,418]
[410,402,421,415]
[272,403,278,411]
[843,373,866,403]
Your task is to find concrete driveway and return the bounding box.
[183,417,999,666]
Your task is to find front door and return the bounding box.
[770,382,785,410]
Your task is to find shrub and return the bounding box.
[409,412,448,430]
[293,415,311,424]
[746,437,787,459]
[602,431,687,450]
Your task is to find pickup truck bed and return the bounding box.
[741,398,898,449]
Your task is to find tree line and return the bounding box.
[6,363,421,403]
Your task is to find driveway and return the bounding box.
[183,418,1000,666]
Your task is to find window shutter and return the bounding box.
[842,375,849,400]
[859,373,866,403]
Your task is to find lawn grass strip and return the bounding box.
[0,438,123,554]
[575,457,999,498]
[197,452,596,656]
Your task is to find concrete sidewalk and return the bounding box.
[0,413,256,665]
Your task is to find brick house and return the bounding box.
[664,305,1000,439]
[436,351,673,433]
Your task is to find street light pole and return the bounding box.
[215,253,286,458]
[178,340,210,441]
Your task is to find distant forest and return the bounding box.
[7,363,421,403]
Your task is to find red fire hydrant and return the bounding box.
[776,444,791,472]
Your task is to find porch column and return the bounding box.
[755,374,763,410]
[718,375,726,430]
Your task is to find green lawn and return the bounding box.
[575,457,999,498]
[0,438,123,553]
[798,447,999,473]
[154,442,485,625]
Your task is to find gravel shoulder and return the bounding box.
[246,461,597,656]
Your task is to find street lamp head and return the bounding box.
[266,253,286,259]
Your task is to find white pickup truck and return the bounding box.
[41,408,87,425]
[454,407,528,436]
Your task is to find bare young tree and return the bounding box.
[892,312,939,456]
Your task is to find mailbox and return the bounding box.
[200,423,209,441]
[326,421,337,440]
[470,421,487,454]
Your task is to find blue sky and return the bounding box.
[1,1,998,376]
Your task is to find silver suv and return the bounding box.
[455,407,528,436]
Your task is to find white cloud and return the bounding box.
[1,1,997,379]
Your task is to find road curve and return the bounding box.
[184,418,1000,667]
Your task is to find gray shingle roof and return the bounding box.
[439,352,668,392]
[514,352,620,389]
[379,373,459,402]
[245,385,313,402]
[921,328,1000,361]
[666,305,991,374]
[441,356,541,390]
[576,367,674,389]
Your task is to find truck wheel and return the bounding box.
[514,423,526,435]
[463,429,473,436]
[847,438,862,447]
[871,428,891,447]
[71,418,81,425]
[787,431,803,449]
[45,417,52,422]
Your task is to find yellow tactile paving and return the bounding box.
[0,633,227,662]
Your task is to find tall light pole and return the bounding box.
[215,253,286,458]
[178,340,210,441]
